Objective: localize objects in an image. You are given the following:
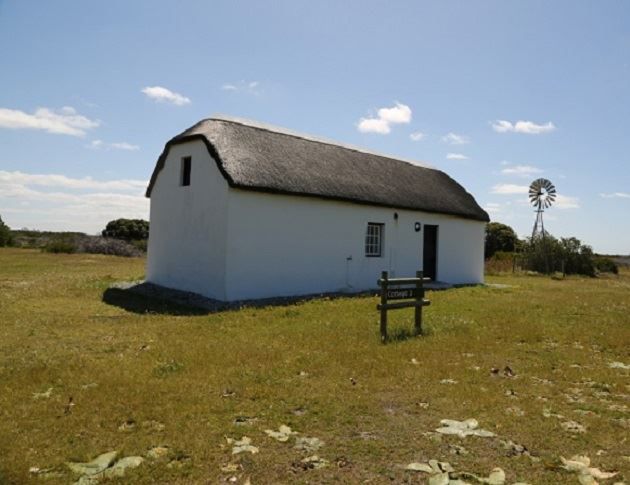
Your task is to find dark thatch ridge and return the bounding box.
[146,116,489,222]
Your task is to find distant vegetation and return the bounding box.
[485,221,619,277]
[0,215,13,247]
[484,222,518,258]
[4,216,149,258]
[102,218,149,241]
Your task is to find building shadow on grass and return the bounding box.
[102,286,209,316]
[102,281,383,316]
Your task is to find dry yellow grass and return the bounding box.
[0,248,629,484]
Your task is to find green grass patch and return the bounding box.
[0,248,629,483]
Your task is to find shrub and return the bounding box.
[519,234,595,276]
[44,239,77,254]
[485,222,518,259]
[0,215,13,247]
[77,236,143,257]
[595,257,619,275]
[42,235,142,257]
[485,251,515,275]
[102,219,149,241]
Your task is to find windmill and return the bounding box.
[529,178,556,238]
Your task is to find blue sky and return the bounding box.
[1,1,629,253]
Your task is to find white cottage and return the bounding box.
[145,116,489,301]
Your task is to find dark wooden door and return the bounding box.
[423,225,438,281]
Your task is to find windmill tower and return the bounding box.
[529,178,556,238]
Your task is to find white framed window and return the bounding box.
[365,222,384,257]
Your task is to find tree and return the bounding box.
[0,215,13,247]
[102,219,149,241]
[485,222,518,258]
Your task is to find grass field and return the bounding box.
[0,248,628,484]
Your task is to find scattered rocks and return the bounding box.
[66,451,118,476]
[441,379,458,385]
[449,444,469,455]
[404,460,514,485]
[146,446,170,460]
[234,416,258,426]
[561,420,586,433]
[505,406,525,417]
[500,440,538,461]
[28,467,63,479]
[609,362,630,370]
[32,387,53,399]
[227,436,259,455]
[560,455,618,483]
[141,420,165,432]
[118,419,136,432]
[436,419,495,438]
[67,451,144,484]
[220,463,242,473]
[221,389,236,398]
[292,407,307,416]
[491,366,516,378]
[264,424,297,442]
[294,436,324,453]
[294,455,329,470]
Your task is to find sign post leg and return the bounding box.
[380,270,388,343]
[414,270,423,336]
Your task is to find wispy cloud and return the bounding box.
[0,170,147,192]
[441,132,469,145]
[221,80,261,95]
[0,170,149,232]
[357,102,412,135]
[446,153,469,160]
[0,106,99,137]
[483,202,502,214]
[555,194,579,209]
[491,119,556,134]
[89,140,140,151]
[501,164,543,177]
[491,183,529,195]
[409,131,426,142]
[600,192,630,199]
[141,86,191,106]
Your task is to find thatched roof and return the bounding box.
[146,115,489,222]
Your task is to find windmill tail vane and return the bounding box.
[529,178,556,238]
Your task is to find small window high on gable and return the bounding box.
[181,156,191,186]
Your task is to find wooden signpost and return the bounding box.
[377,270,431,342]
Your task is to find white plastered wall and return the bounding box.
[224,189,485,301]
[146,140,229,300]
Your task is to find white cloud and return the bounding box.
[491,183,529,195]
[110,142,139,151]
[0,170,146,192]
[0,106,99,137]
[409,131,426,141]
[357,117,391,134]
[491,119,556,134]
[446,153,469,160]
[501,164,543,177]
[141,86,191,106]
[357,102,412,135]
[0,170,149,233]
[221,80,261,95]
[89,140,139,151]
[441,132,469,145]
[554,194,579,209]
[600,192,630,199]
[484,202,502,214]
